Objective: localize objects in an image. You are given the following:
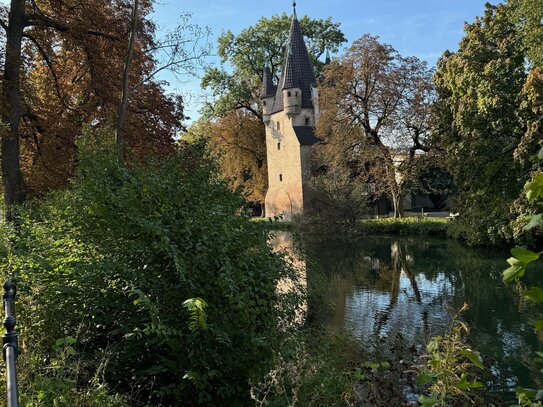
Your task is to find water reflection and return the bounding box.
[298,234,543,395]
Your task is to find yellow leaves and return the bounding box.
[524,68,543,110]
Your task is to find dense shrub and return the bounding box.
[3,135,301,405]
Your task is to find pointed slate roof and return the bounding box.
[293,126,320,145]
[269,6,316,114]
[260,66,276,99]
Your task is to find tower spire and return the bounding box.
[293,1,297,19]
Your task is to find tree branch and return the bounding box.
[26,13,120,40]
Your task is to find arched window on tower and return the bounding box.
[305,117,310,126]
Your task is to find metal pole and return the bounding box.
[3,281,18,407]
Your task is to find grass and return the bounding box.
[358,217,449,236]
[250,215,449,237]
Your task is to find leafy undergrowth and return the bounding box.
[0,133,303,406]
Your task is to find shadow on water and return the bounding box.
[276,232,543,399]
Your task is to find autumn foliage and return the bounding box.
[4,0,187,197]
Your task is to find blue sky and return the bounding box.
[150,0,500,121]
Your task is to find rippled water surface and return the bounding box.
[279,233,543,397]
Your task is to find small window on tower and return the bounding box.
[279,174,283,182]
[277,122,280,131]
[295,91,298,97]
[277,142,281,150]
[305,117,310,125]
[287,91,291,97]
[263,101,267,106]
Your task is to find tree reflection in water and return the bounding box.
[286,233,543,397]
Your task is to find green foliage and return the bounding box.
[503,155,543,405]
[513,387,543,407]
[409,158,457,210]
[1,333,130,407]
[4,131,302,405]
[252,332,360,407]
[433,2,538,246]
[513,0,543,69]
[416,305,485,406]
[302,166,370,234]
[201,13,346,118]
[358,217,448,237]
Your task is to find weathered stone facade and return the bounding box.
[261,8,319,220]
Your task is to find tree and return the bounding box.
[432,2,538,245]
[513,0,543,68]
[201,13,346,120]
[305,163,369,230]
[115,0,139,149]
[203,111,268,210]
[409,156,456,210]
[2,0,27,221]
[0,1,209,214]
[316,34,435,218]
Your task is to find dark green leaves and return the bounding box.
[418,395,439,407]
[459,349,484,370]
[526,287,543,303]
[526,174,543,202]
[503,248,541,283]
[525,214,543,231]
[456,373,484,390]
[182,298,208,331]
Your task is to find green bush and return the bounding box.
[503,154,543,406]
[416,304,485,407]
[3,133,301,405]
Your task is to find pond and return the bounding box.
[273,232,543,402]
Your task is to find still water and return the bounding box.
[275,232,543,398]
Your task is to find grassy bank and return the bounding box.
[359,217,449,236]
[252,216,448,237]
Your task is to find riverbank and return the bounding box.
[251,216,449,237]
[358,217,448,236]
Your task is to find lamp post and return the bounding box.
[3,281,18,407]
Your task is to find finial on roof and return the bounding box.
[293,1,297,19]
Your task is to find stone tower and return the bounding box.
[261,3,320,220]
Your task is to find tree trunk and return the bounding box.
[2,0,27,222]
[391,187,404,219]
[115,0,139,150]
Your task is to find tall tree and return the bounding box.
[2,0,27,221]
[203,111,267,210]
[201,13,346,120]
[316,34,435,218]
[116,0,139,149]
[432,2,536,245]
[0,1,209,211]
